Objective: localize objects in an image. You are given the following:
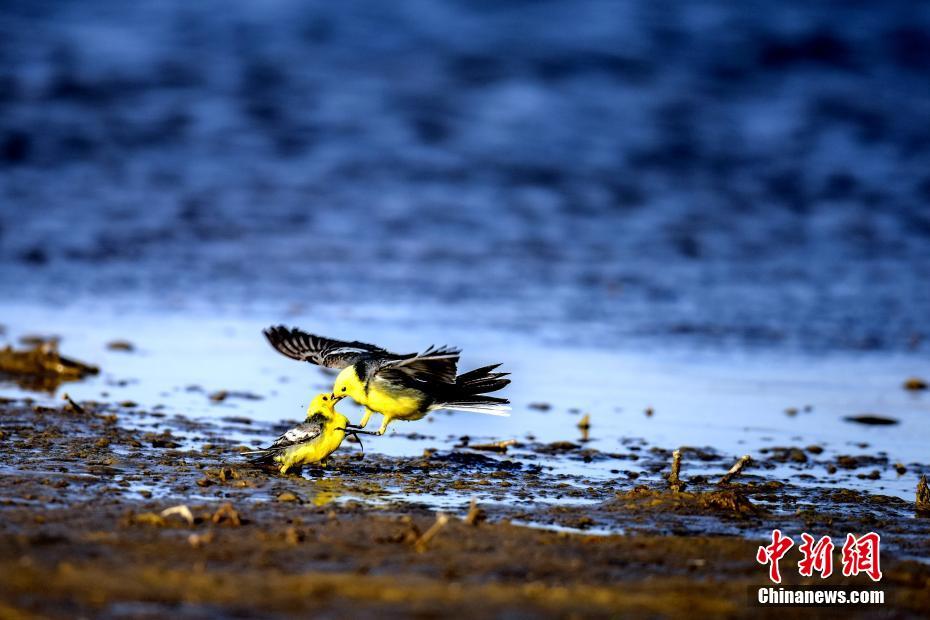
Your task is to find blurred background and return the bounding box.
[1,0,928,353]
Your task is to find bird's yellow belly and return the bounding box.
[363,387,426,421]
[277,429,345,469]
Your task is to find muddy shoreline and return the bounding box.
[2,396,929,617]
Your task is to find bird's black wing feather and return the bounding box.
[377,345,461,386]
[263,325,409,369]
[267,414,325,450]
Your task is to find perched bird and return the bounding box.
[243,393,356,474]
[263,325,510,435]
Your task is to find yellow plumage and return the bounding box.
[262,326,511,437]
[333,366,428,434]
[246,393,350,475]
[273,416,347,474]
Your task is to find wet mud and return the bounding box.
[2,398,930,618]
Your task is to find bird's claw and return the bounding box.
[340,427,379,436]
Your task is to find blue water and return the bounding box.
[1,0,929,353]
[1,303,927,502]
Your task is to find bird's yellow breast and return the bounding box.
[364,383,427,420]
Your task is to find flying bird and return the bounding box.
[243,393,357,474]
[263,325,510,435]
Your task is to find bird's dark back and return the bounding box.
[355,358,382,384]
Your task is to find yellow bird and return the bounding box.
[243,393,355,474]
[264,325,511,435]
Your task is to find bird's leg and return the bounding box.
[375,417,393,436]
[355,407,376,429]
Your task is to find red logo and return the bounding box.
[757,530,881,583]
[798,533,834,578]
[756,529,794,584]
[841,532,882,582]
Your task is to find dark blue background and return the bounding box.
[1,0,928,351]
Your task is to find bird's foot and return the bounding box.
[337,427,379,436]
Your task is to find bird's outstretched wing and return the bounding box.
[267,415,325,450]
[377,345,461,386]
[263,325,407,369]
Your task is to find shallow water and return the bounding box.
[1,0,929,513]
[2,301,926,504]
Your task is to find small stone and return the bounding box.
[284,527,305,545]
[211,503,241,527]
[218,467,240,482]
[106,340,135,352]
[843,415,899,426]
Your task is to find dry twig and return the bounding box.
[668,449,684,492]
[467,439,516,453]
[464,499,486,526]
[718,455,752,485]
[62,393,86,415]
[414,512,450,552]
[917,476,930,516]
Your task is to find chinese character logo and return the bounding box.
[841,532,882,582]
[758,530,882,583]
[756,529,794,583]
[798,533,834,578]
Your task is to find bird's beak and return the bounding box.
[331,393,345,401]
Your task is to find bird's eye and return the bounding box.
[341,387,347,392]
[322,396,328,401]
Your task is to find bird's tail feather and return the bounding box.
[454,363,511,395]
[242,449,277,464]
[438,363,511,415]
[436,401,511,417]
